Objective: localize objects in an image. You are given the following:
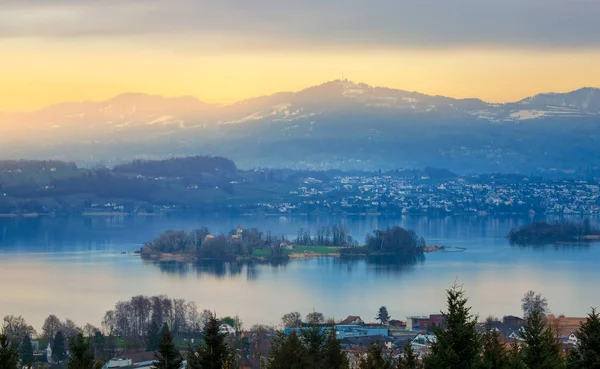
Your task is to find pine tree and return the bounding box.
[152,324,182,369]
[187,313,233,369]
[423,284,481,369]
[397,343,421,369]
[358,342,393,369]
[481,324,509,369]
[68,333,96,369]
[266,332,309,369]
[323,328,349,369]
[376,307,391,325]
[567,308,600,369]
[52,331,67,362]
[506,341,527,369]
[0,330,19,369]
[20,333,34,368]
[300,325,326,369]
[521,309,565,369]
[147,320,161,352]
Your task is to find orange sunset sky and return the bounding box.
[1,0,600,111]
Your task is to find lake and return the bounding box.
[1,214,599,331]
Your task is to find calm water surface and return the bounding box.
[0,215,599,330]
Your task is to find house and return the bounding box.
[502,315,524,326]
[389,320,406,328]
[341,316,364,325]
[219,323,236,336]
[547,315,586,338]
[410,334,436,357]
[567,332,580,345]
[407,314,445,332]
[104,350,157,369]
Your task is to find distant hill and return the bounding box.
[1,80,600,172]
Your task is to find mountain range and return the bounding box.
[1,80,600,172]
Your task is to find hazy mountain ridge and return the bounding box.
[1,80,600,172]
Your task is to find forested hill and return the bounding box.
[113,156,238,179]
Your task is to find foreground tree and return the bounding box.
[2,316,36,343]
[481,322,509,369]
[300,325,326,369]
[267,332,309,369]
[68,333,96,369]
[147,320,161,352]
[522,291,549,318]
[152,324,182,369]
[423,284,481,369]
[359,342,393,369]
[521,309,564,369]
[323,328,349,369]
[506,341,528,369]
[52,331,67,363]
[187,312,233,369]
[20,333,34,368]
[0,329,19,369]
[567,308,600,369]
[376,307,391,325]
[396,343,420,369]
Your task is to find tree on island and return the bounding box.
[152,324,182,369]
[52,331,67,363]
[0,328,19,369]
[187,312,233,369]
[423,284,481,369]
[522,290,549,318]
[20,333,34,368]
[68,333,97,369]
[521,310,563,369]
[567,308,600,368]
[376,306,391,325]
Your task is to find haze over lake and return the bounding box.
[1,215,598,329]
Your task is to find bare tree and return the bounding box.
[306,312,325,325]
[101,311,116,336]
[82,323,99,338]
[521,290,549,318]
[2,315,36,342]
[281,312,303,328]
[42,315,62,341]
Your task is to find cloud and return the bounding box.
[1,0,599,50]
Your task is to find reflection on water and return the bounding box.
[142,254,426,280]
[1,214,599,331]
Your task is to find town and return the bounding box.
[1,288,597,368]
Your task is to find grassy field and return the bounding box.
[252,245,340,257]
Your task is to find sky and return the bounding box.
[2,0,600,111]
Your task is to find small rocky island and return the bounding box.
[140,225,431,262]
[507,220,600,246]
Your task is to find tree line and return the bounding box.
[508,220,600,246]
[2,287,600,369]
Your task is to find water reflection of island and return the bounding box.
[142,253,425,280]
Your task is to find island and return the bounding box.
[140,225,429,262]
[507,220,600,246]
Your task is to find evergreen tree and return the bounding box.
[20,333,34,368]
[266,332,309,369]
[187,313,233,369]
[396,343,420,369]
[92,330,105,359]
[52,331,67,362]
[521,309,565,369]
[376,307,391,325]
[423,284,481,369]
[147,320,161,352]
[506,341,527,369]
[358,342,393,369]
[300,325,326,369]
[0,330,19,369]
[152,324,182,369]
[68,333,96,369]
[567,308,600,369]
[481,324,509,369]
[323,328,349,369]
